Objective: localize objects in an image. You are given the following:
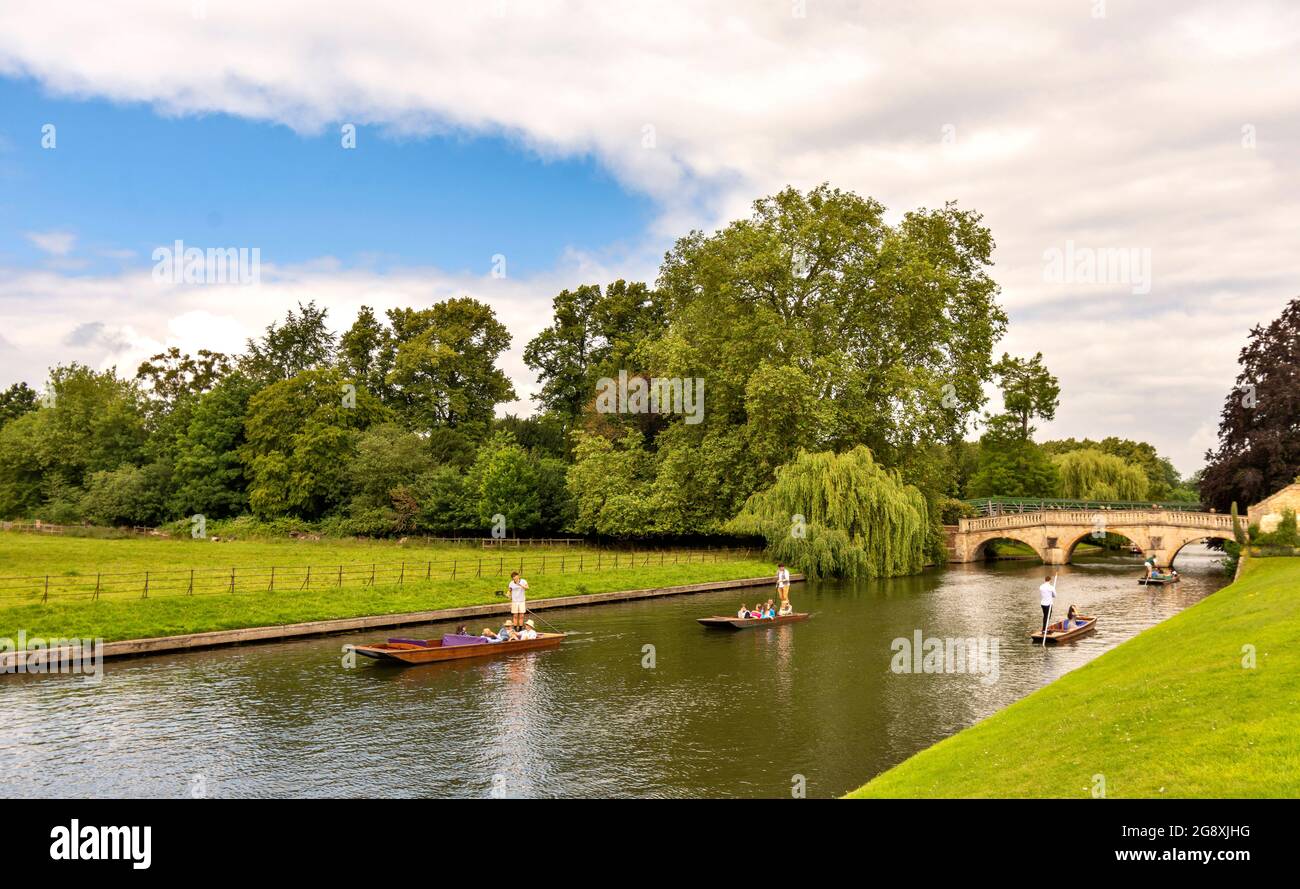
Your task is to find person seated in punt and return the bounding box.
[737,603,750,619]
[762,600,777,619]
[778,600,793,617]
[519,619,538,640]
[1064,604,1083,629]
[481,627,502,643]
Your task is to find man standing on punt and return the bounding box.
[1038,574,1057,634]
[508,570,529,632]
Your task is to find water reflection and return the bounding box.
[0,547,1227,798]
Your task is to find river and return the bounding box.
[0,547,1228,798]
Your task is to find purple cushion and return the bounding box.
[440,633,487,647]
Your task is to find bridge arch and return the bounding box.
[1061,527,1149,560]
[1168,532,1234,566]
[966,531,1046,564]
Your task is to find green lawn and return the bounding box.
[0,532,774,643]
[850,557,1300,798]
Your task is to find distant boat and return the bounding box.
[1139,574,1180,585]
[1030,615,1097,643]
[697,613,810,630]
[353,632,564,665]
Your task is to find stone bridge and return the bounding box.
[946,508,1237,568]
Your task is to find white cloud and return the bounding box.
[24,230,76,255]
[2,0,1299,475]
[0,256,647,419]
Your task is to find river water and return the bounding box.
[0,547,1227,798]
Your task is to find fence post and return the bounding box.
[399,561,405,585]
[188,569,194,596]
[269,567,275,593]
[370,564,376,586]
[451,559,456,580]
[93,573,101,602]
[303,566,311,591]
[42,575,49,604]
[143,571,149,599]
[477,558,482,578]
[230,567,235,595]
[338,566,343,587]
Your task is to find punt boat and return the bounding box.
[697,613,810,630]
[1138,574,1180,585]
[353,631,565,665]
[1029,615,1097,643]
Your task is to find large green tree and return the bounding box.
[0,382,39,427]
[569,184,1008,536]
[386,298,515,433]
[965,415,1059,499]
[169,372,258,519]
[338,305,396,403]
[241,301,336,383]
[135,347,232,415]
[523,280,660,424]
[990,352,1060,440]
[241,367,388,518]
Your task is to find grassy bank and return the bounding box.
[850,557,1300,798]
[0,532,775,643]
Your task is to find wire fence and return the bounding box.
[0,547,760,607]
[1,521,164,536]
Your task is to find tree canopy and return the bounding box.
[1200,298,1300,512]
[1052,448,1150,501]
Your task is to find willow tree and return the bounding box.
[724,446,929,579]
[1053,448,1149,501]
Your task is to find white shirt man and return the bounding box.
[1038,576,1057,633]
[507,572,529,629]
[1039,578,1056,607]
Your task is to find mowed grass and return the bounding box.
[850,557,1300,798]
[0,532,775,643]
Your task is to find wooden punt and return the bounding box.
[1138,575,1180,585]
[1029,615,1097,643]
[353,632,565,665]
[697,613,810,630]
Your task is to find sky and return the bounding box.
[1,1,1298,476]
